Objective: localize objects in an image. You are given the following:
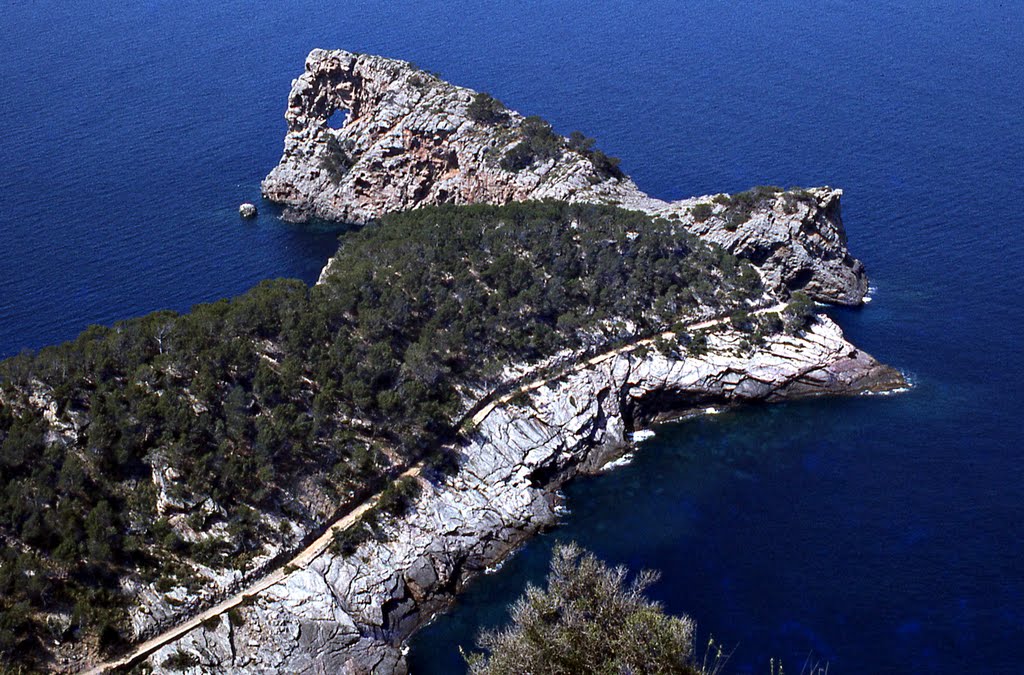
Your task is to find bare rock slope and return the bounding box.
[263,48,867,305]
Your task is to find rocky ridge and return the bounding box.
[145,316,901,673]
[262,48,867,305]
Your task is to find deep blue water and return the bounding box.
[2,1,1022,672]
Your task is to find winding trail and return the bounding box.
[88,463,425,674]
[87,302,788,673]
[469,302,787,426]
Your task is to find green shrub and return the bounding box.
[690,203,713,222]
[720,185,783,230]
[467,93,507,124]
[162,649,200,671]
[654,336,677,358]
[330,524,372,556]
[377,476,422,518]
[501,117,563,172]
[508,390,532,408]
[567,131,623,178]
[729,309,754,332]
[785,291,816,333]
[687,331,709,357]
[227,607,245,627]
[465,543,700,675]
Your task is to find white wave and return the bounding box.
[861,371,916,396]
[485,559,508,575]
[863,283,877,303]
[601,452,635,472]
[864,385,911,397]
[631,429,656,442]
[704,406,721,415]
[552,490,571,518]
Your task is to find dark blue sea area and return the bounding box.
[2,1,1022,672]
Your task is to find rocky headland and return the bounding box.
[143,313,899,674]
[126,51,901,673]
[0,49,902,674]
[263,48,867,306]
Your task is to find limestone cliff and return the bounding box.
[262,49,868,305]
[145,316,901,673]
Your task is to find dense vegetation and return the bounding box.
[466,543,718,675]
[0,201,762,665]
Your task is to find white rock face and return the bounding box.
[262,49,868,305]
[146,316,901,673]
[261,50,660,225]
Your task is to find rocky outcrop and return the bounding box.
[145,316,902,673]
[654,188,868,306]
[262,49,868,305]
[260,49,660,225]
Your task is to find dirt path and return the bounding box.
[88,302,787,673]
[469,302,787,426]
[88,465,424,674]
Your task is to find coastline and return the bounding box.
[141,315,903,673]
[16,47,907,674]
[113,48,904,674]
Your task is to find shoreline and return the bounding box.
[140,315,903,672]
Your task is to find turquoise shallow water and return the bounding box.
[2,1,1023,672]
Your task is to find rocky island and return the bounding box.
[0,49,900,673]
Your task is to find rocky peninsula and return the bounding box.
[135,51,897,673]
[0,49,901,674]
[142,315,898,673]
[263,48,867,306]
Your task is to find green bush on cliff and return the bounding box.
[720,185,783,230]
[785,290,816,332]
[690,202,714,222]
[501,116,563,171]
[465,542,705,675]
[467,92,507,124]
[567,130,624,179]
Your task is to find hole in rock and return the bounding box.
[327,109,349,129]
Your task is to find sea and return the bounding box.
[2,1,1022,673]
